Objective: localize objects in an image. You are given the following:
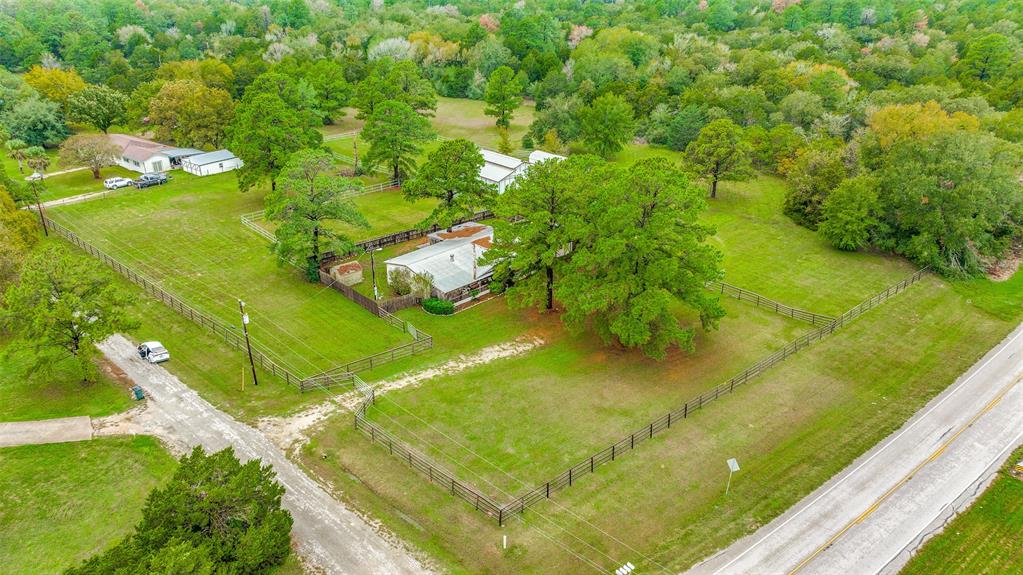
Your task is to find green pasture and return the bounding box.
[0,437,176,575]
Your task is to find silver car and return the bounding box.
[137,341,170,364]
[104,177,134,189]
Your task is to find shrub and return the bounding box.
[422,297,454,315]
[388,267,413,295]
[488,280,506,294]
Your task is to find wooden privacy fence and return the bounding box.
[354,267,929,523]
[320,210,496,264]
[44,217,307,389]
[706,280,836,326]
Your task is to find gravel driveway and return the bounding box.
[98,334,431,575]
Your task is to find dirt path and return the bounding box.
[97,334,431,575]
[257,336,544,454]
[0,416,93,447]
[39,188,118,208]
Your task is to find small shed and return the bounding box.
[182,149,244,176]
[329,260,364,286]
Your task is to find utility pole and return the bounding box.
[31,180,48,236]
[370,248,379,300]
[238,300,259,386]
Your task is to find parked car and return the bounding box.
[134,172,169,188]
[137,341,170,364]
[104,177,134,190]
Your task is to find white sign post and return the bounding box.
[726,458,740,495]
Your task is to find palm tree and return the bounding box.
[6,139,27,174]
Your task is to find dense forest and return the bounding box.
[1,0,1022,278]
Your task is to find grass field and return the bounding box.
[46,171,411,378]
[363,298,805,495]
[706,177,915,315]
[34,166,137,203]
[900,445,1023,575]
[0,436,176,575]
[301,273,1021,574]
[0,336,134,422]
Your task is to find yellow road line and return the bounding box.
[786,371,1023,575]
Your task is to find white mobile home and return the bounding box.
[181,150,244,176]
[384,222,494,300]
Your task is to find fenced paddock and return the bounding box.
[44,212,432,393]
[44,217,307,388]
[352,267,930,523]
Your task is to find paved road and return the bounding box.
[0,416,93,447]
[686,322,1023,575]
[98,334,431,575]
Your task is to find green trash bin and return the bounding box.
[131,386,145,401]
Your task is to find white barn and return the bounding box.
[479,149,527,194]
[477,148,566,194]
[528,150,566,164]
[108,134,202,173]
[182,149,244,176]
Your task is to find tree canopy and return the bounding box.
[65,447,293,575]
[362,100,434,181]
[557,158,724,359]
[265,149,368,281]
[685,119,753,198]
[2,244,138,382]
[402,139,494,231]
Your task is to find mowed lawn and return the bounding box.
[363,298,806,495]
[257,188,439,243]
[0,437,176,575]
[706,176,915,315]
[301,273,1022,575]
[900,445,1023,575]
[0,336,134,422]
[45,171,410,377]
[35,166,138,203]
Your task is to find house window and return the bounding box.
[152,160,164,172]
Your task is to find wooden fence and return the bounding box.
[495,266,930,520]
[354,267,929,523]
[44,217,307,389]
[706,280,836,326]
[349,374,505,520]
[320,210,496,264]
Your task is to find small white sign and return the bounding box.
[727,458,740,473]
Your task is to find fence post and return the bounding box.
[569,468,573,486]
[668,412,672,428]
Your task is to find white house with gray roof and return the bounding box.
[181,149,244,176]
[108,134,202,173]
